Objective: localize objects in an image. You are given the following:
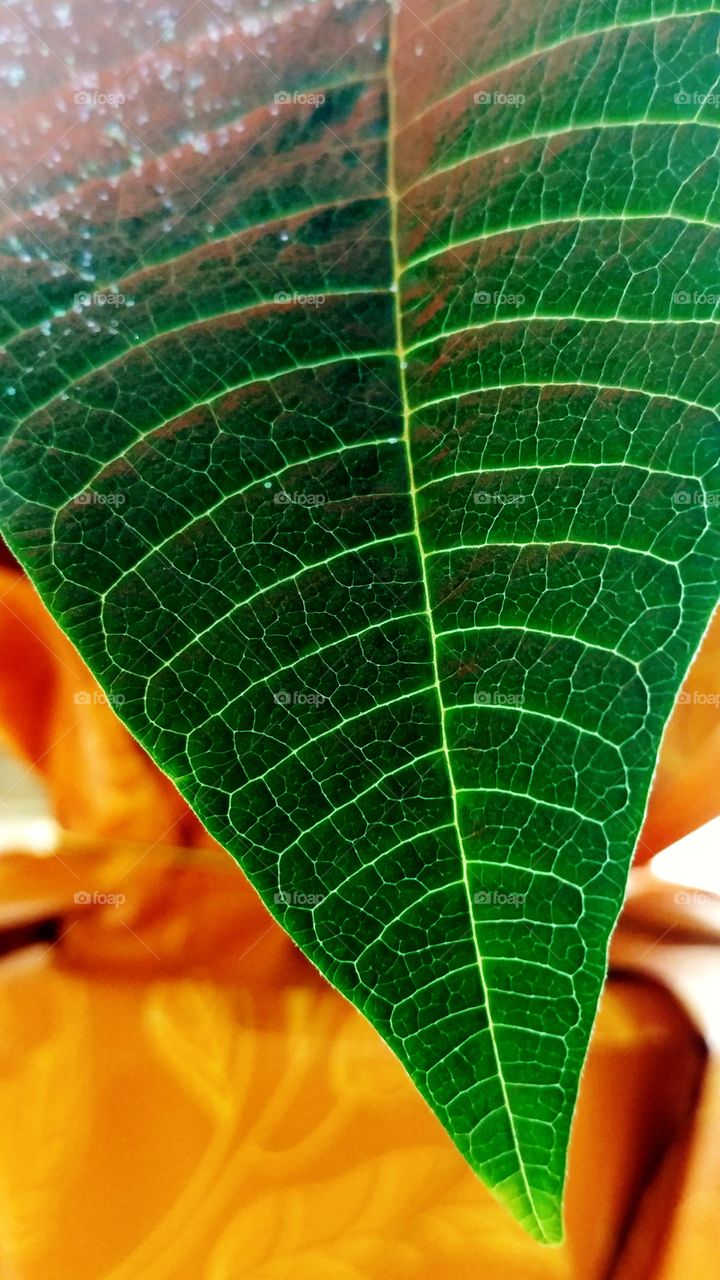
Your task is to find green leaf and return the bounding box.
[1,0,719,1243]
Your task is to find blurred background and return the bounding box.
[0,543,719,1279]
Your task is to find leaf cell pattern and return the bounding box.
[1,0,719,1241]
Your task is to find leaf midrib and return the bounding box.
[386,11,548,1242]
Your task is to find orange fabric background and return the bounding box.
[0,567,716,1278]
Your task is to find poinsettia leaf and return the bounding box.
[1,0,719,1242]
